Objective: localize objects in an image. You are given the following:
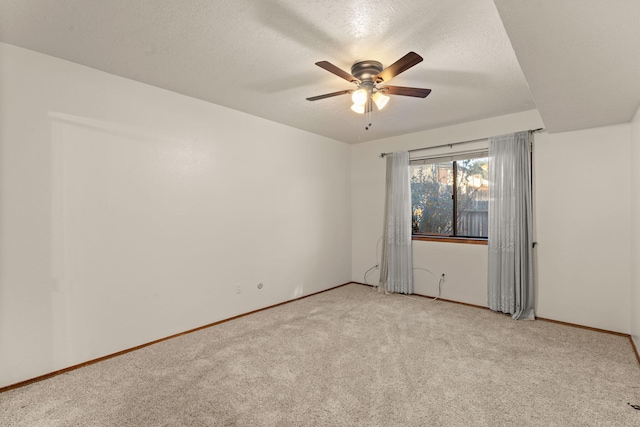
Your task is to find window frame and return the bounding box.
[410,151,489,244]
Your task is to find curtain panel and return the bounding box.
[487,131,535,320]
[379,152,413,294]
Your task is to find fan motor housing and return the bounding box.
[351,60,383,81]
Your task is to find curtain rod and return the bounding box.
[379,128,544,158]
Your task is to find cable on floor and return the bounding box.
[363,264,379,286]
[402,269,445,302]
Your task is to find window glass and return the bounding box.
[411,156,488,238]
[455,158,489,237]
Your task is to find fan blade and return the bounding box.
[383,86,431,98]
[306,90,352,101]
[374,52,423,83]
[315,61,361,83]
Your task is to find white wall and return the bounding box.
[535,125,631,333]
[631,105,640,349]
[0,43,352,388]
[351,110,543,306]
[352,112,632,333]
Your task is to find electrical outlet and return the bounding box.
[235,283,242,294]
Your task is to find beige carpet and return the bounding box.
[1,283,639,426]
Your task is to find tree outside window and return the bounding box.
[410,156,488,238]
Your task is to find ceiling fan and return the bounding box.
[306,52,431,123]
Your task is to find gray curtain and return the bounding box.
[487,131,534,319]
[379,152,413,294]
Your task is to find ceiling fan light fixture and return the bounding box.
[307,53,430,126]
[351,88,368,106]
[351,103,365,114]
[372,91,390,110]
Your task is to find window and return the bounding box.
[410,154,489,239]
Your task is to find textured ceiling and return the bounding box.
[0,1,638,143]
